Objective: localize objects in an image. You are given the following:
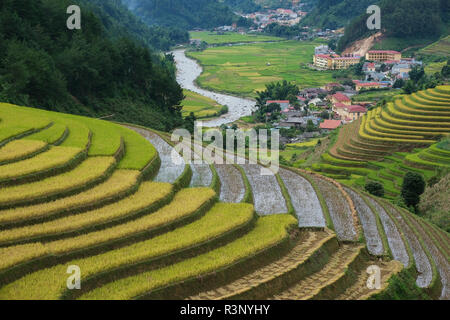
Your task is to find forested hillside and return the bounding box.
[299,0,375,29]
[221,0,261,13]
[122,0,240,29]
[82,0,188,51]
[0,0,184,131]
[338,0,449,52]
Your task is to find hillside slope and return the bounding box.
[0,102,448,300]
[338,0,448,52]
[0,0,184,131]
[122,0,239,29]
[300,0,374,29]
[82,0,188,51]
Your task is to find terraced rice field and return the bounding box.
[240,164,287,215]
[279,169,326,228]
[316,86,450,199]
[0,101,448,300]
[344,188,384,256]
[310,176,357,241]
[125,126,185,184]
[366,198,410,267]
[215,165,245,203]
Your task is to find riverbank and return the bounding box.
[172,49,255,127]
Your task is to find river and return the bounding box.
[172,49,255,127]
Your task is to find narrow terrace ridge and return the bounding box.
[125,126,185,184]
[187,229,335,300]
[271,244,364,300]
[279,169,326,228]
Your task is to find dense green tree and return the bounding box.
[338,0,447,52]
[306,120,316,133]
[0,0,185,131]
[300,0,375,29]
[403,81,418,94]
[401,172,426,208]
[442,60,450,78]
[223,0,261,14]
[409,66,426,83]
[365,182,385,197]
[319,111,330,120]
[393,79,405,89]
[124,0,245,30]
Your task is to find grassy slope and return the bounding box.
[419,35,450,58]
[187,40,335,97]
[371,36,440,55]
[181,90,223,119]
[419,173,450,232]
[425,61,447,75]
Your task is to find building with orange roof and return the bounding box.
[320,120,342,130]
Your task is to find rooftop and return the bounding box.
[368,50,401,54]
[266,100,290,104]
[320,120,342,130]
[346,105,367,113]
[332,92,351,102]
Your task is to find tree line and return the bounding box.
[0,0,186,131]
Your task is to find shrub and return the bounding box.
[401,172,426,209]
[365,182,385,197]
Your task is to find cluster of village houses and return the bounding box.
[267,83,368,135]
[265,46,423,136]
[313,45,423,84]
[242,8,307,28]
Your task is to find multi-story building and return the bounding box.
[333,104,367,121]
[330,92,352,106]
[313,54,360,70]
[353,80,391,92]
[313,54,333,69]
[331,56,361,70]
[366,50,402,62]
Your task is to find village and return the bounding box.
[247,45,425,147]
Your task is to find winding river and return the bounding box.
[172,49,255,127]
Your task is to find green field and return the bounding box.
[425,61,447,75]
[419,36,450,58]
[371,36,438,54]
[189,31,283,45]
[181,90,224,119]
[187,40,335,97]
[352,90,404,103]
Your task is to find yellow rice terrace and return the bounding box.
[0,93,448,300]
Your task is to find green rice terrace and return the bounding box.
[0,93,448,300]
[313,86,450,200]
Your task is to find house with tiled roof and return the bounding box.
[333,104,367,121]
[330,92,351,105]
[353,80,390,92]
[320,120,342,130]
